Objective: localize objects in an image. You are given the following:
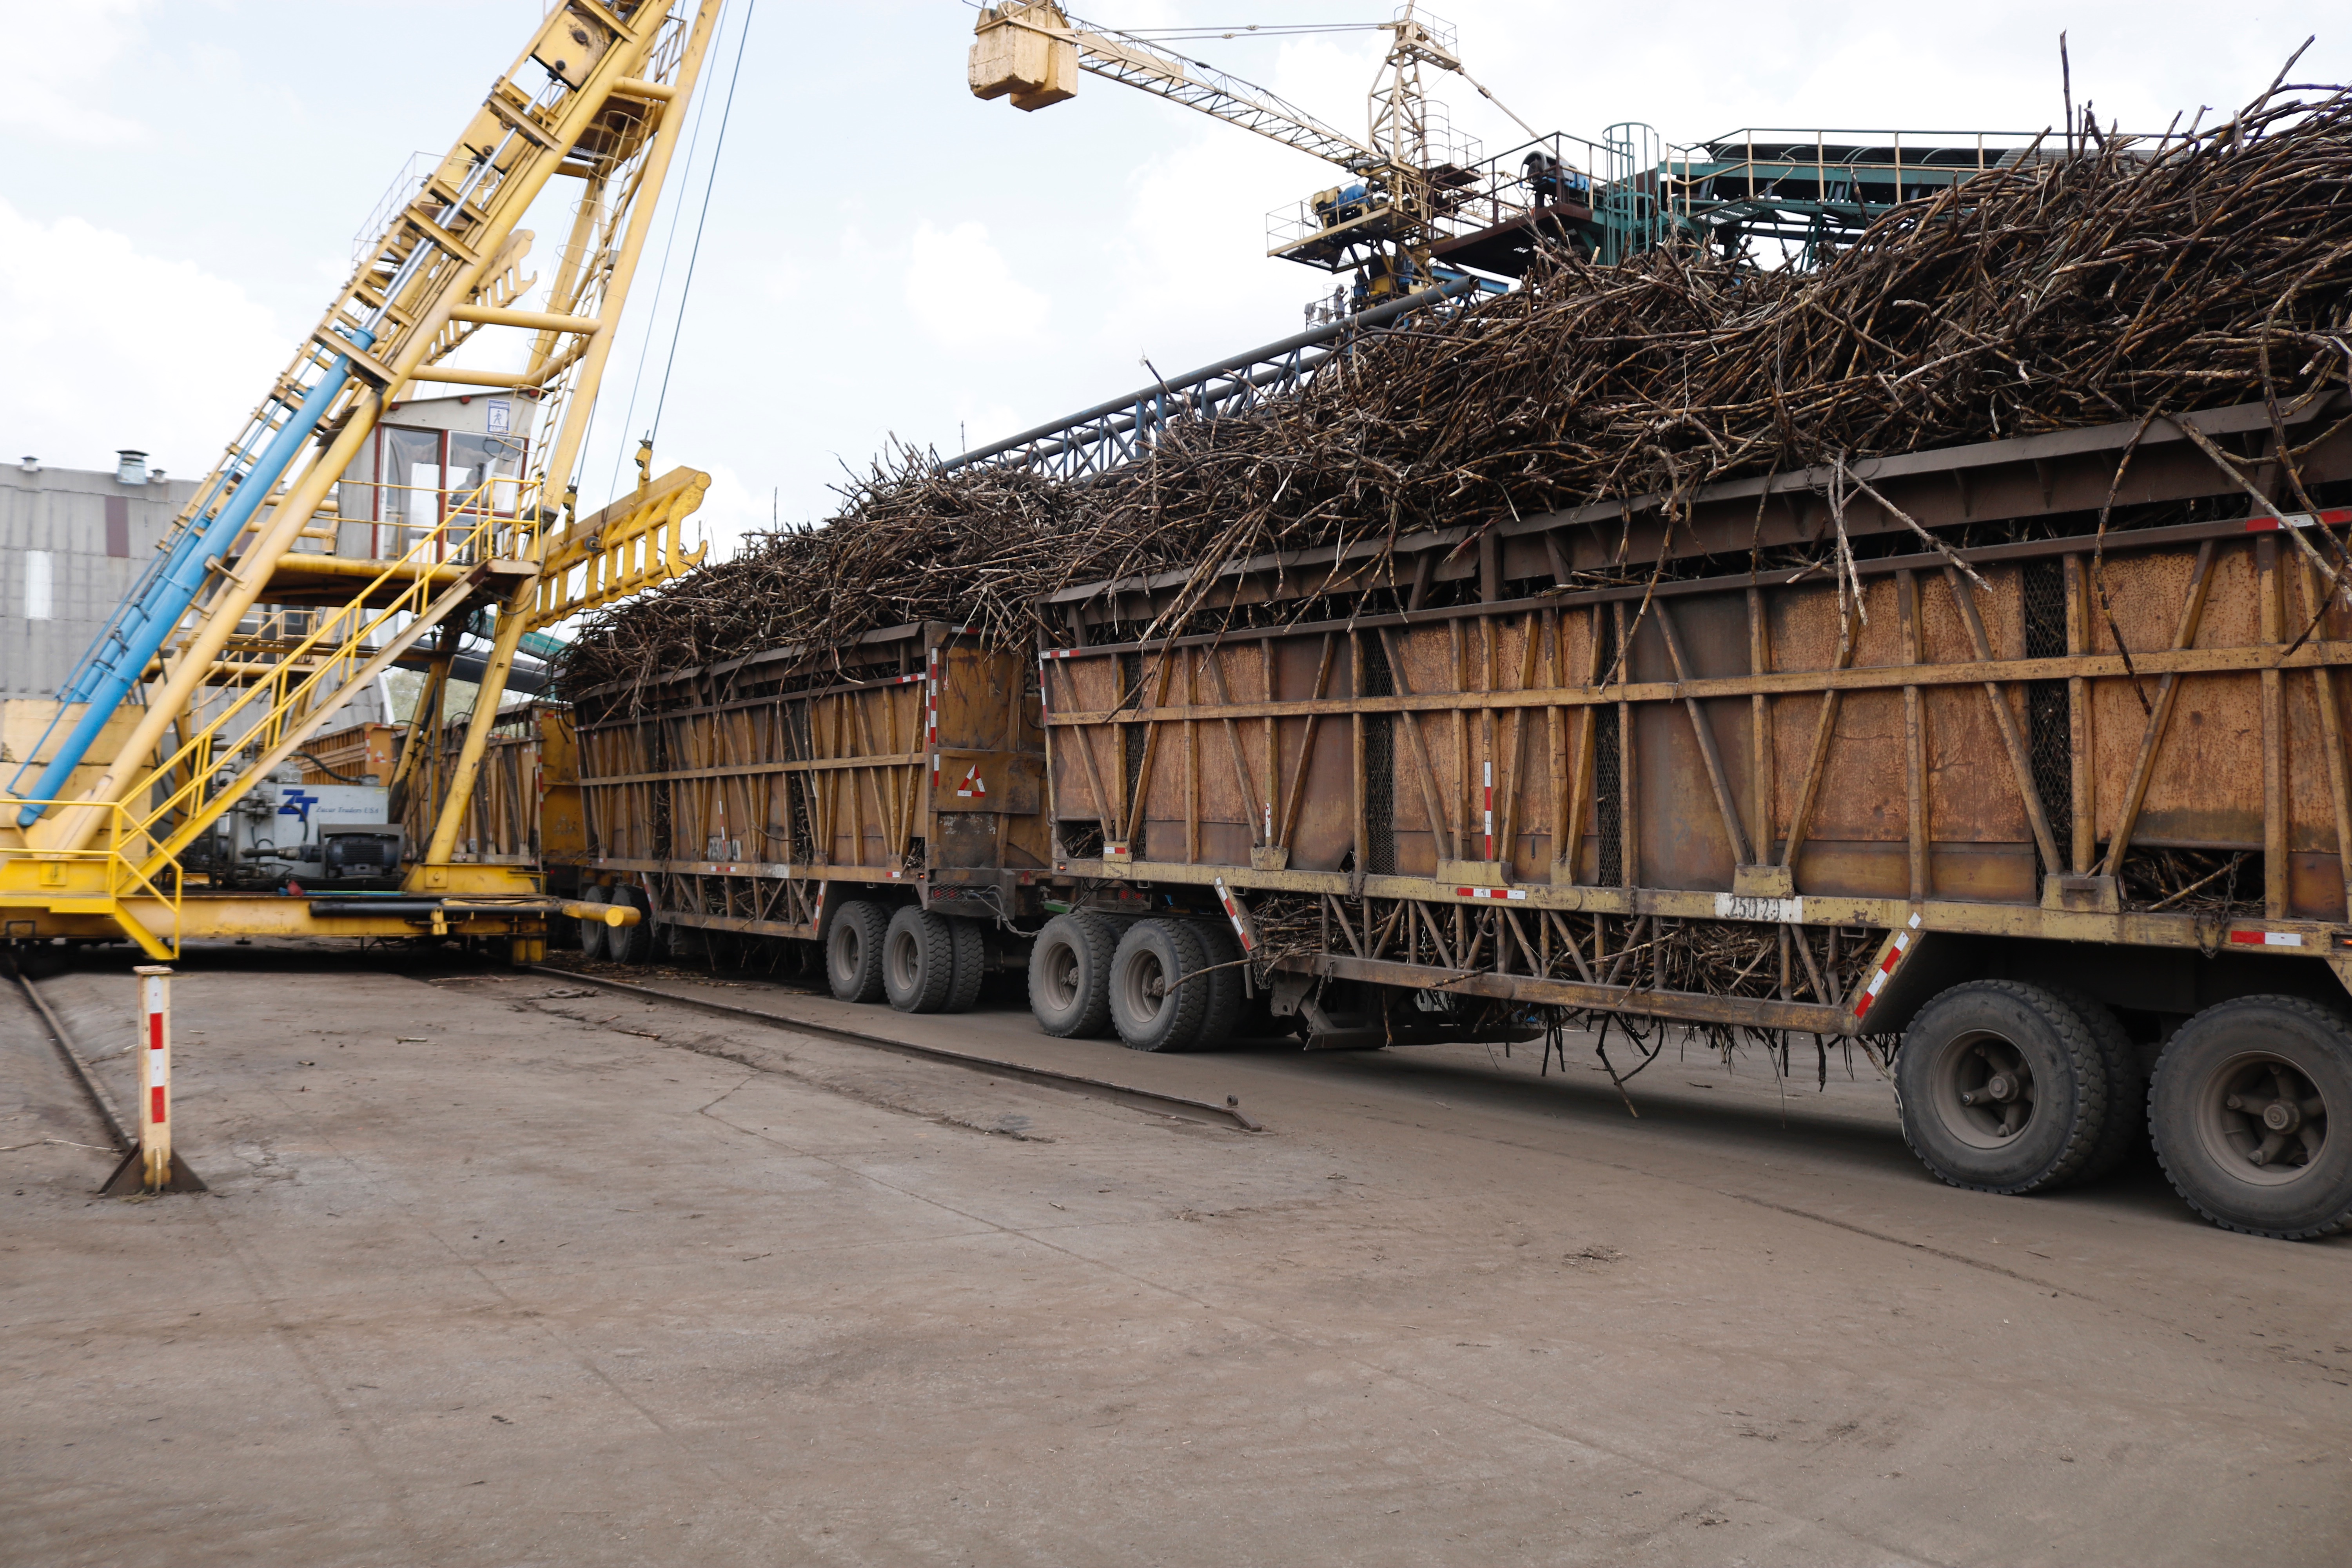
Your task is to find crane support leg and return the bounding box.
[419,586,534,871]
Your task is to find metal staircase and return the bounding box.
[2,0,727,959]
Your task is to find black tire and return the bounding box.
[1029,913,1117,1037]
[945,917,987,1014]
[1109,918,1211,1053]
[826,900,888,1004]
[883,907,958,1014]
[577,886,610,961]
[2149,995,2352,1240]
[1187,918,1248,1050]
[1896,979,2108,1196]
[609,885,656,964]
[2042,983,2147,1184]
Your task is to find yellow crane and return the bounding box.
[1,1,726,962]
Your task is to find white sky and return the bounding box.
[1,1,2337,561]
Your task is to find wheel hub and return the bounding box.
[1940,1036,2037,1142]
[1965,1072,2023,1105]
[2214,1061,2327,1173]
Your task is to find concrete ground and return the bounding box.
[4,944,2349,1568]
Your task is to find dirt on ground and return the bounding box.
[4,944,2348,1566]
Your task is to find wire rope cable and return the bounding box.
[588,0,733,506]
[648,0,758,447]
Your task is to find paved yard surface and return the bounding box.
[4,945,2348,1566]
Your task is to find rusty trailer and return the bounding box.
[1030,394,2352,1237]
[569,620,1048,997]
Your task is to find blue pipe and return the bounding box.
[1,434,261,800]
[56,446,250,706]
[16,328,376,827]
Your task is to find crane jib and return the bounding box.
[15,328,377,828]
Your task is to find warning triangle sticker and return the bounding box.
[956,762,988,799]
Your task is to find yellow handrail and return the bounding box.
[4,469,544,889]
[0,797,183,960]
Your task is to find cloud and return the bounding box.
[902,221,1051,351]
[0,0,150,145]
[0,196,286,474]
[684,461,774,564]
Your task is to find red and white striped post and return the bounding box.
[134,965,172,1191]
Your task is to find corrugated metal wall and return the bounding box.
[0,464,195,698]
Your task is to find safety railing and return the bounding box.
[1436,129,1613,237]
[114,473,540,880]
[1660,128,2048,243]
[322,472,531,563]
[0,799,184,960]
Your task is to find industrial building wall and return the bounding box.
[0,460,194,699]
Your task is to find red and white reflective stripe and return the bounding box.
[132,965,173,1187]
[1104,842,1129,857]
[1483,760,1494,861]
[2245,506,2352,533]
[926,647,941,788]
[2229,928,2307,947]
[893,672,920,684]
[956,762,988,799]
[1213,876,1256,951]
[144,995,167,1127]
[1853,911,1926,1021]
[1456,885,1527,901]
[1040,648,1078,659]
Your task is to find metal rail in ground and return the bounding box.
[6,960,133,1154]
[525,965,1266,1133]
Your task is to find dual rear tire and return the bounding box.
[883,906,985,1014]
[1897,980,2111,1196]
[1900,980,2352,1239]
[824,898,986,1014]
[1023,914,1247,1053]
[576,884,655,964]
[2149,996,2352,1240]
[577,886,610,961]
[608,886,655,964]
[1028,912,1119,1038]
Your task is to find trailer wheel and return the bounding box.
[1188,919,1248,1049]
[1028,913,1116,1037]
[883,907,959,1014]
[825,900,888,1004]
[1896,980,2108,1196]
[945,918,987,1014]
[2042,983,2147,1184]
[2149,996,2352,1240]
[609,886,657,965]
[577,886,610,962]
[1109,918,1211,1053]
